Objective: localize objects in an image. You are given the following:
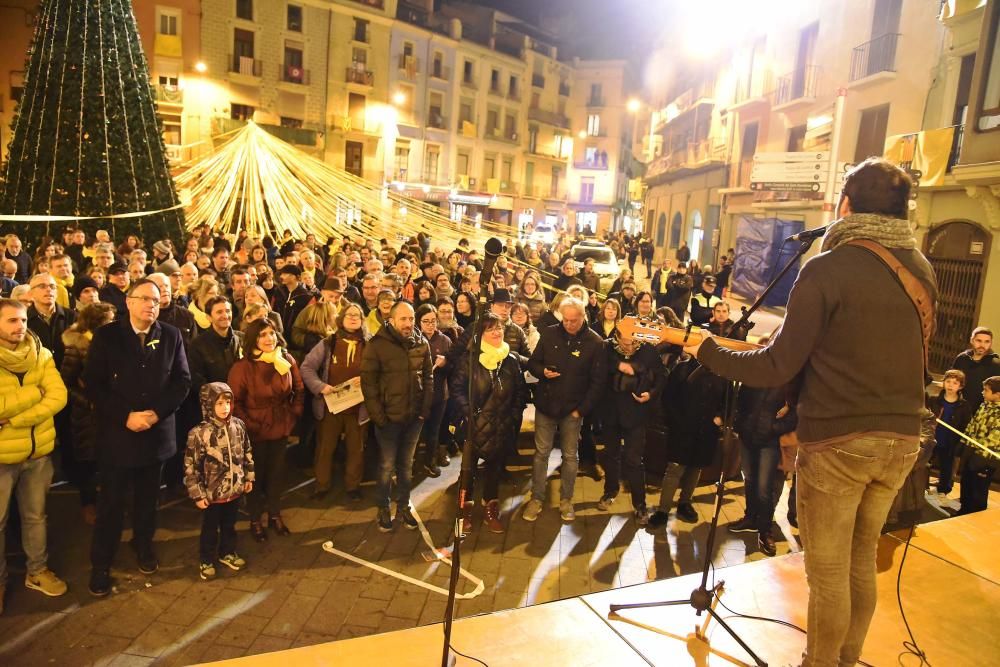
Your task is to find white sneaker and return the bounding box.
[560,499,575,522]
[522,498,543,522]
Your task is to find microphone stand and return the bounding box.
[441,239,502,667]
[607,235,821,667]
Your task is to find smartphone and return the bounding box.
[545,364,560,373]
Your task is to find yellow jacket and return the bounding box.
[0,334,68,464]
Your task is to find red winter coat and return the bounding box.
[227,352,304,442]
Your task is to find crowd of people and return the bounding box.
[0,201,996,630]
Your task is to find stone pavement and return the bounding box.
[0,426,809,667]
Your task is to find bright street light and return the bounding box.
[626,98,641,113]
[392,91,406,106]
[194,61,207,73]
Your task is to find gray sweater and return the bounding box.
[699,244,937,444]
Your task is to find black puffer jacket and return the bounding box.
[360,324,434,425]
[600,341,665,429]
[450,349,525,459]
[60,328,98,461]
[527,323,606,419]
[663,357,727,467]
[735,385,796,448]
[188,326,244,393]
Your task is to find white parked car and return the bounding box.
[568,241,622,293]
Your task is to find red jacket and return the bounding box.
[227,352,304,442]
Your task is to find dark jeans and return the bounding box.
[932,439,957,494]
[463,449,504,502]
[421,400,448,465]
[740,442,782,533]
[657,463,701,513]
[247,438,287,519]
[579,414,597,466]
[200,499,240,562]
[375,419,423,508]
[602,421,647,509]
[91,461,162,571]
[959,465,995,515]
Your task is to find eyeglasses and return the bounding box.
[127,296,160,306]
[32,284,57,290]
[420,318,437,325]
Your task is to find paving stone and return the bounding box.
[384,590,428,620]
[124,620,188,658]
[347,596,387,628]
[215,613,269,649]
[261,593,321,639]
[199,643,247,662]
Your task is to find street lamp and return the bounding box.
[392,90,406,106]
[194,61,207,73]
[626,98,641,113]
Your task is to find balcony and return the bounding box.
[346,67,374,86]
[349,0,384,9]
[280,64,309,85]
[430,64,450,81]
[427,113,448,130]
[850,33,900,83]
[398,55,419,80]
[532,74,545,88]
[586,96,605,108]
[773,65,819,111]
[645,140,726,183]
[559,82,571,97]
[527,148,568,162]
[574,155,609,170]
[461,76,477,89]
[652,82,715,132]
[730,71,773,109]
[212,118,318,147]
[229,55,262,77]
[528,107,570,129]
[330,115,380,135]
[485,126,519,144]
[153,84,183,105]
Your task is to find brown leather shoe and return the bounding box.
[483,499,504,534]
[269,516,291,536]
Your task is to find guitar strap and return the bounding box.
[845,239,935,376]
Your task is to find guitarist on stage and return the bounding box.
[683,158,938,667]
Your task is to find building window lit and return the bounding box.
[587,113,601,137]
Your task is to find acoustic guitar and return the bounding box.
[616,315,762,352]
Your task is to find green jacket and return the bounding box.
[0,332,68,464]
[963,400,1000,471]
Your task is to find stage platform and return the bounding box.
[200,509,1000,667]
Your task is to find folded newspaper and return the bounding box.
[323,376,364,414]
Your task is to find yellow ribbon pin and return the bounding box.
[146,339,160,350]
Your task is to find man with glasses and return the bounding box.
[27,273,76,369]
[84,279,191,596]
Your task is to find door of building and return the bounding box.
[924,221,991,373]
[345,141,364,177]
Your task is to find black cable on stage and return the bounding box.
[896,524,931,667]
[447,642,489,667]
[705,562,880,667]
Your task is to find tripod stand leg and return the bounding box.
[704,607,768,667]
[696,583,725,640]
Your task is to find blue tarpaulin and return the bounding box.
[729,216,805,307]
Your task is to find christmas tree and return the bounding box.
[1,0,184,244]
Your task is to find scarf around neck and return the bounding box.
[821,212,917,253]
[0,331,40,374]
[479,338,510,370]
[256,348,291,376]
[188,302,211,329]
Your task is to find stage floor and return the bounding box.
[200,509,1000,667]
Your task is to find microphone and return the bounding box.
[479,237,504,286]
[788,225,829,242]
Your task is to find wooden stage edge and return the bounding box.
[200,509,1000,667]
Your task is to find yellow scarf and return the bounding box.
[188,302,211,329]
[256,348,292,376]
[479,338,510,370]
[83,330,93,341]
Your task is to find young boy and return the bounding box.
[959,376,1000,515]
[927,369,973,497]
[185,382,255,579]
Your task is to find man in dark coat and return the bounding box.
[3,235,32,283]
[952,327,1000,412]
[26,273,76,369]
[523,297,606,522]
[664,262,694,323]
[276,265,312,346]
[148,273,195,347]
[650,258,673,310]
[188,295,243,394]
[84,278,191,596]
[360,301,433,533]
[99,263,130,319]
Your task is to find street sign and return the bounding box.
[752,151,830,163]
[750,182,822,193]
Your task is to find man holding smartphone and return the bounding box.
[523,297,606,522]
